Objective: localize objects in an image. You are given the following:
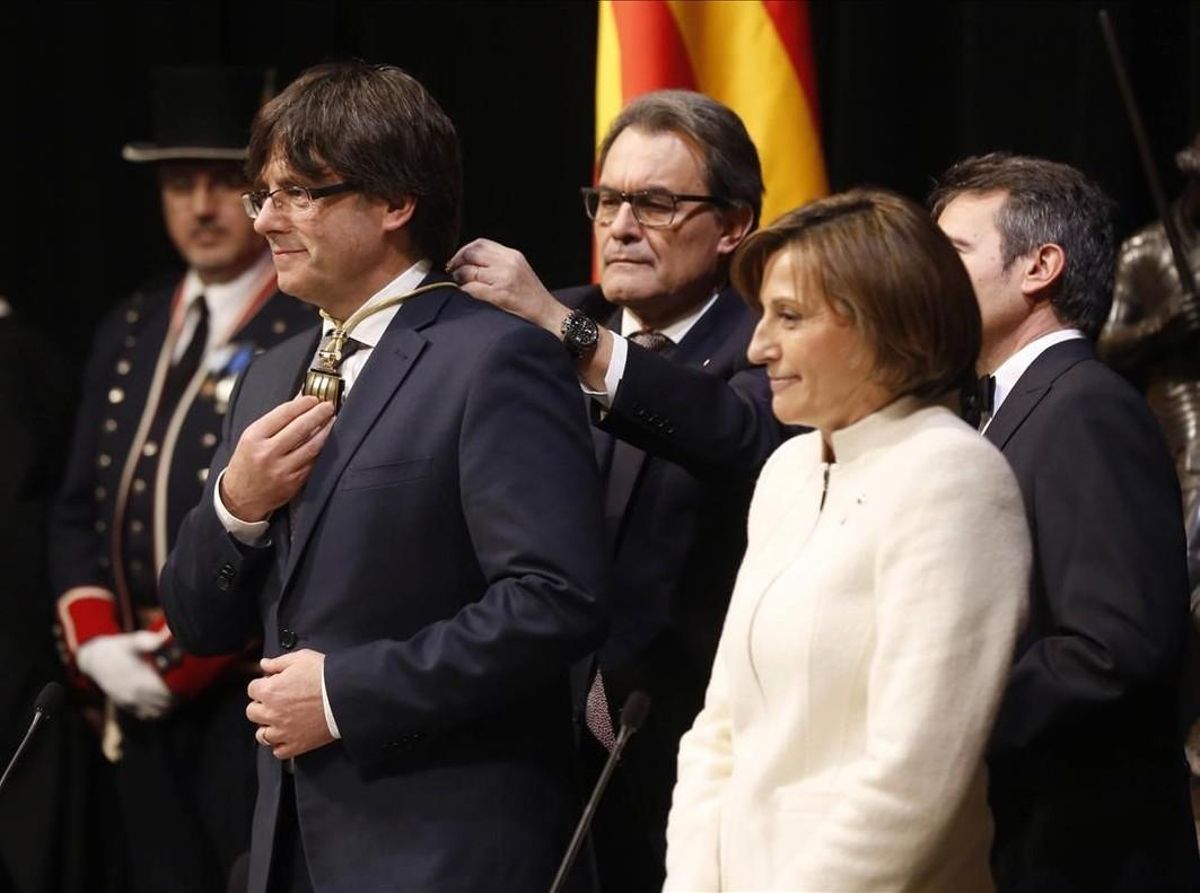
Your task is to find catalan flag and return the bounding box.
[596,0,828,228]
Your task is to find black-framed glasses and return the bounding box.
[580,187,732,228]
[241,182,360,219]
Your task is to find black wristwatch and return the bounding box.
[560,310,600,359]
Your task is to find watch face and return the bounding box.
[563,312,599,357]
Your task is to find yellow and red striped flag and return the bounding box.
[596,0,828,229]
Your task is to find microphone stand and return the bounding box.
[0,683,65,796]
[549,691,650,893]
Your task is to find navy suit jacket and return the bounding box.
[985,338,1200,891]
[161,275,609,892]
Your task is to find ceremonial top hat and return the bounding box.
[1176,132,1200,177]
[122,66,275,163]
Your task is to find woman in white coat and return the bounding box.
[664,189,1030,892]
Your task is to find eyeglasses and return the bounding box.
[580,187,732,228]
[241,182,359,219]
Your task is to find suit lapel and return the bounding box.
[280,279,455,594]
[984,338,1093,450]
[670,286,743,367]
[254,326,322,417]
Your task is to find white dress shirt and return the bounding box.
[593,291,721,404]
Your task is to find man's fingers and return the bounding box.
[277,415,335,477]
[246,699,269,726]
[446,238,497,271]
[247,394,323,440]
[275,401,336,454]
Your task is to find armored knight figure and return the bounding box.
[1100,132,1200,618]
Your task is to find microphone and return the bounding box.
[0,682,65,796]
[549,690,651,893]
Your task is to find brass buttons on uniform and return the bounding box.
[142,442,158,457]
[108,388,124,404]
[116,359,131,375]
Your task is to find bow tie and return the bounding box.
[961,374,996,429]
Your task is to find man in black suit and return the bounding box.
[449,90,787,892]
[933,153,1200,891]
[49,67,311,893]
[160,62,608,892]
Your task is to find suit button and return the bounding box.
[215,563,236,591]
[280,628,298,650]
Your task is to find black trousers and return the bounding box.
[112,680,257,893]
[267,771,313,893]
[579,731,666,893]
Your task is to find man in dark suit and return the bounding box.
[449,90,787,891]
[160,62,608,893]
[49,67,311,893]
[933,153,1200,891]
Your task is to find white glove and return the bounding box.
[76,631,173,720]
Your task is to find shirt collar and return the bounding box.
[992,328,1086,414]
[320,259,432,349]
[621,290,720,343]
[180,250,274,317]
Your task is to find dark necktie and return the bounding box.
[628,328,674,354]
[586,328,677,750]
[168,298,210,399]
[288,335,367,536]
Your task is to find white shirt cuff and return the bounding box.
[321,667,341,739]
[213,469,271,546]
[584,331,628,408]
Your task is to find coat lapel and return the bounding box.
[280,279,455,594]
[670,286,743,367]
[984,338,1093,450]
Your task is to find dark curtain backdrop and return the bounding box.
[0,0,1196,368]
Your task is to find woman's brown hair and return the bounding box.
[733,188,981,402]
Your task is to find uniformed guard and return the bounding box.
[48,67,314,893]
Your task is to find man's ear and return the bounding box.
[1019,243,1066,299]
[382,196,417,233]
[716,205,755,257]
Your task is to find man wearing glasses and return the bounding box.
[160,62,608,893]
[49,66,310,893]
[448,90,787,893]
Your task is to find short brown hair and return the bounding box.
[247,61,462,265]
[733,188,981,401]
[598,90,764,229]
[928,153,1116,339]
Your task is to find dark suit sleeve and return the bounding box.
[159,369,270,655]
[990,384,1190,755]
[323,325,610,761]
[598,344,784,479]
